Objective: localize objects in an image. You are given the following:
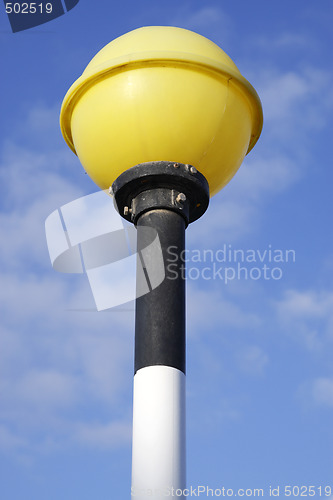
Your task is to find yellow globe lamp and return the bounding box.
[59,27,264,498]
[60,26,263,196]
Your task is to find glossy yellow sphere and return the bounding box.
[60,26,263,196]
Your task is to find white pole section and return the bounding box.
[131,365,186,499]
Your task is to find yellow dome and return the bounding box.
[60,26,263,196]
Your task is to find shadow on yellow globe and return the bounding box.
[60,26,263,196]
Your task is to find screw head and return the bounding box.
[190,166,197,175]
[173,163,180,168]
[176,193,187,204]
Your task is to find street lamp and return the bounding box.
[60,26,263,498]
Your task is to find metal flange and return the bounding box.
[112,161,210,226]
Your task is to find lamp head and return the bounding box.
[60,26,263,196]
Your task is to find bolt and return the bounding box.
[190,166,197,175]
[173,163,180,168]
[176,193,187,204]
[124,206,130,216]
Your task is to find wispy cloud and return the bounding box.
[187,283,262,336]
[188,59,333,244]
[311,377,333,408]
[274,289,333,350]
[0,144,83,272]
[172,5,232,43]
[0,424,29,452]
[1,39,332,472]
[235,345,269,376]
[73,420,132,449]
[0,103,135,461]
[251,32,314,52]
[258,66,333,139]
[299,377,333,411]
[187,150,300,245]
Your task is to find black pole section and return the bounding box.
[135,208,186,373]
[112,161,210,374]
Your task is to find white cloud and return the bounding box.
[75,331,134,404]
[311,378,333,407]
[274,289,333,350]
[299,377,333,411]
[183,55,333,244]
[188,61,332,243]
[73,420,132,449]
[187,196,257,245]
[261,71,309,121]
[256,65,333,149]
[271,68,330,117]
[188,396,240,433]
[187,150,300,245]
[0,424,28,452]
[231,154,300,202]
[0,103,135,461]
[272,33,310,49]
[0,272,77,325]
[0,312,134,456]
[276,289,333,319]
[187,283,261,336]
[236,345,269,376]
[0,51,331,469]
[14,101,63,151]
[171,6,232,43]
[14,370,80,410]
[0,143,83,272]
[251,32,312,52]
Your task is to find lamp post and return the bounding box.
[60,26,263,499]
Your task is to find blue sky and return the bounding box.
[1,1,333,498]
